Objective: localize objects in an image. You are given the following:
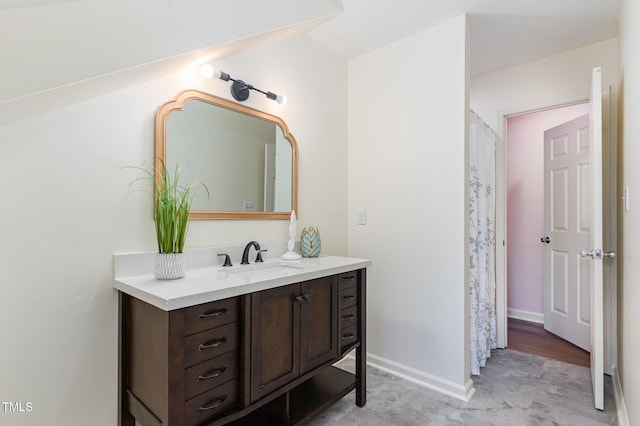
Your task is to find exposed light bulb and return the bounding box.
[200,64,214,79]
[276,94,287,106]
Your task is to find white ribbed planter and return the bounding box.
[154,253,186,280]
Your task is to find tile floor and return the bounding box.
[310,349,618,425]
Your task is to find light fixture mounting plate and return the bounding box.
[231,80,250,102]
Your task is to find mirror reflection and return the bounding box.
[155,90,298,220]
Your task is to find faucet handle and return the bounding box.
[255,249,268,263]
[217,253,233,267]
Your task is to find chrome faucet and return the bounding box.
[241,241,261,265]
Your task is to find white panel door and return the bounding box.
[586,66,605,411]
[543,67,607,411]
[543,114,591,351]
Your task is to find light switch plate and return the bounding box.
[357,209,366,225]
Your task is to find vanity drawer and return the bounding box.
[184,350,240,400]
[340,325,358,351]
[184,322,239,367]
[338,271,358,289]
[184,297,239,336]
[339,285,358,310]
[340,305,358,329]
[184,378,239,426]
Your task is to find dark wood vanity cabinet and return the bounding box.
[250,276,338,401]
[121,296,244,426]
[119,269,366,426]
[338,271,360,353]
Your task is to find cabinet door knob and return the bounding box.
[295,294,310,303]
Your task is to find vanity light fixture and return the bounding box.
[200,64,287,105]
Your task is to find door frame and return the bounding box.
[493,94,617,375]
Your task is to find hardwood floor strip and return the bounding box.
[507,318,590,368]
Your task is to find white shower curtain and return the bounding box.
[469,110,497,375]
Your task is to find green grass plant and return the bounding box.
[130,160,208,254]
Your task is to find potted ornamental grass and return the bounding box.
[132,160,208,279]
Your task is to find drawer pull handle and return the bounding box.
[342,314,356,322]
[341,333,355,341]
[198,337,228,351]
[341,276,355,281]
[199,308,228,319]
[342,296,355,301]
[197,366,228,382]
[198,395,227,413]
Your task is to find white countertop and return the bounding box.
[114,255,371,311]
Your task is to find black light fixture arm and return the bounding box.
[200,64,286,105]
[217,71,231,82]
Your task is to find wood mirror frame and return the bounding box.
[155,90,298,220]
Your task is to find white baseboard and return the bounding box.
[613,366,630,426]
[507,308,544,324]
[365,353,475,402]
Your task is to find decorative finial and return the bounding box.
[282,210,301,260]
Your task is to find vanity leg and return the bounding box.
[118,292,135,426]
[356,270,367,407]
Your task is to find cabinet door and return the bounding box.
[250,284,300,402]
[299,276,338,374]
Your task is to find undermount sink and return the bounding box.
[224,262,307,279]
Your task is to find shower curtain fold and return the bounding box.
[469,110,497,376]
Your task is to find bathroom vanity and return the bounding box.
[114,253,370,426]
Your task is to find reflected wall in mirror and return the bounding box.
[155,90,298,219]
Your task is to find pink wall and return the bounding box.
[506,102,591,315]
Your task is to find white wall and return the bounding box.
[0,36,347,425]
[348,15,471,398]
[471,38,619,131]
[617,0,640,423]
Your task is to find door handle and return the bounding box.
[580,249,595,258]
[580,249,616,260]
[540,236,550,244]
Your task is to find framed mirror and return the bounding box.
[155,90,298,220]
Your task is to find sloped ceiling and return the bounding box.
[0,0,342,103]
[0,0,620,124]
[307,0,620,76]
